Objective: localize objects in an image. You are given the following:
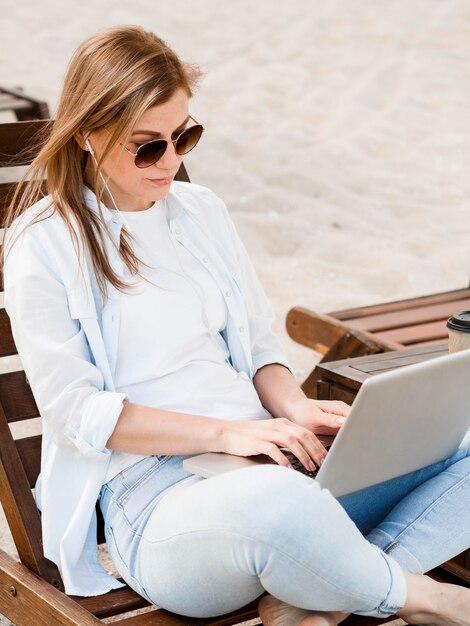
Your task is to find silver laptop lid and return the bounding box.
[316,349,470,497]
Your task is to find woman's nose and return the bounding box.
[156,141,181,171]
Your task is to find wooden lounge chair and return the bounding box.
[0,87,50,121]
[286,288,470,398]
[0,120,453,625]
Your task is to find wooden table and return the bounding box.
[315,343,470,584]
[316,343,448,404]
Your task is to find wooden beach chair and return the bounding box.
[0,87,50,121]
[0,120,458,625]
[287,288,470,397]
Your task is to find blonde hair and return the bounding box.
[1,25,201,305]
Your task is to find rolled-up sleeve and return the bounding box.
[220,202,294,378]
[3,226,128,458]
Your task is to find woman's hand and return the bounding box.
[283,398,351,436]
[220,417,328,472]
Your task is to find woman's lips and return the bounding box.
[148,176,173,186]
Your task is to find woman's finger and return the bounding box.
[298,432,328,468]
[258,441,294,469]
[328,401,351,416]
[272,428,327,472]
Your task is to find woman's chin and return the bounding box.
[145,179,174,202]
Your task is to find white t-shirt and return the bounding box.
[105,200,272,481]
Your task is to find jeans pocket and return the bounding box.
[117,455,170,528]
[118,457,159,502]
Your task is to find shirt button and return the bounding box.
[225,290,231,297]
[202,257,208,264]
[238,326,245,333]
[174,227,181,235]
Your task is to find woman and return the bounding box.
[2,25,469,626]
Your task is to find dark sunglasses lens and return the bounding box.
[135,140,167,168]
[175,125,204,155]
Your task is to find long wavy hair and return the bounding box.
[1,25,201,305]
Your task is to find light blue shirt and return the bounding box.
[3,181,292,596]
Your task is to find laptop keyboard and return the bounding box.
[274,439,332,478]
[285,452,319,479]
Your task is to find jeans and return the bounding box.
[99,431,470,618]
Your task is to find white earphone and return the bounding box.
[84,137,94,155]
[83,132,133,234]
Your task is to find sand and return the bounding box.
[1,1,469,623]
[3,0,470,377]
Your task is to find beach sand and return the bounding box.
[1,1,469,623]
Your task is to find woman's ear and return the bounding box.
[74,131,90,151]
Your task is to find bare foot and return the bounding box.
[258,594,349,626]
[398,578,470,626]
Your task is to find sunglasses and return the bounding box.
[122,115,204,168]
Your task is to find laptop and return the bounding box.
[183,349,470,497]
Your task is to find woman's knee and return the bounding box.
[207,464,339,540]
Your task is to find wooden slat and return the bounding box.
[314,344,448,390]
[15,436,41,488]
[0,120,51,167]
[0,181,17,217]
[0,242,3,291]
[0,407,62,588]
[286,307,402,355]
[330,287,470,321]
[300,328,389,399]
[110,599,260,626]
[377,319,449,345]
[353,358,436,376]
[411,337,450,348]
[286,307,349,353]
[0,548,99,625]
[316,363,370,391]
[74,584,149,619]
[0,370,39,423]
[347,344,446,373]
[111,610,202,626]
[347,297,470,333]
[0,180,41,220]
[0,309,16,357]
[441,558,470,583]
[341,616,398,626]
[111,603,399,626]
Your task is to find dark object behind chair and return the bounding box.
[0,87,50,121]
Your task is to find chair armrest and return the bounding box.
[286,306,402,355]
[286,307,351,354]
[0,548,101,626]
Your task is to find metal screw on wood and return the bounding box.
[9,586,17,596]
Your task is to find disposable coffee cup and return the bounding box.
[446,311,470,353]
